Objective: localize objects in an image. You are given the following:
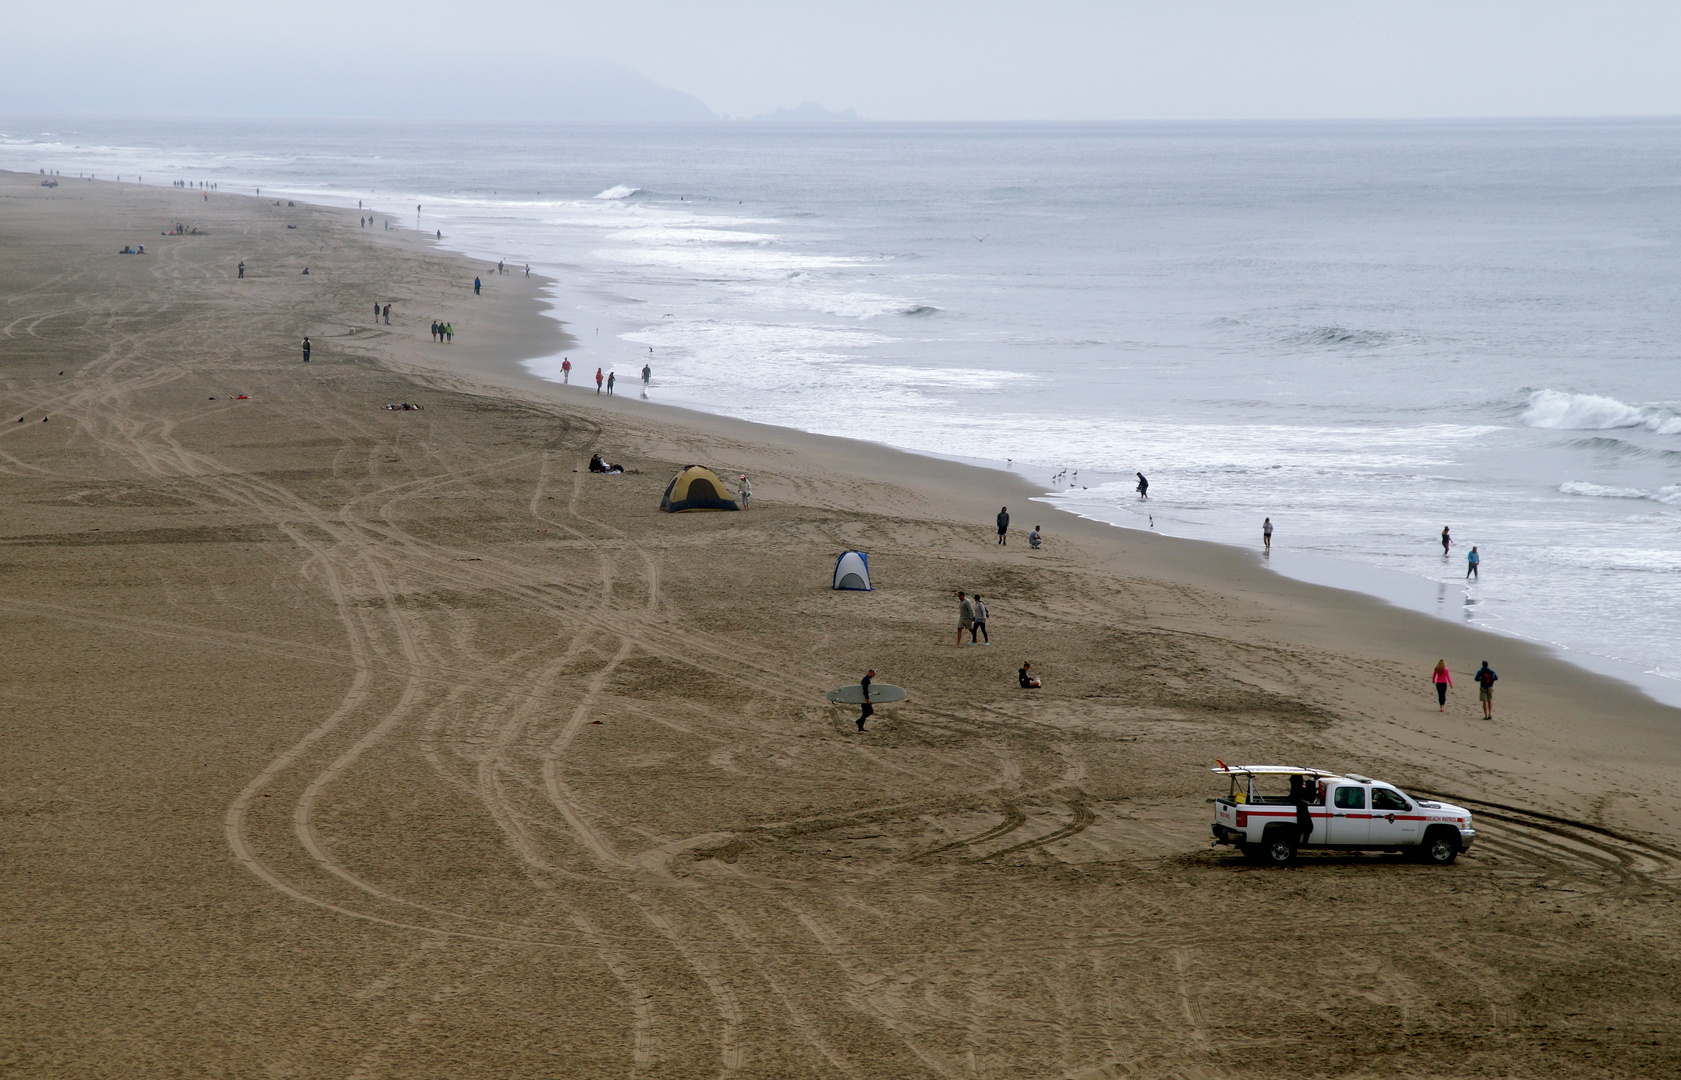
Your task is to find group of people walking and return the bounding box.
[430,321,453,343]
[955,590,991,645]
[1431,659,1499,718]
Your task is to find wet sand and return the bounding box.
[3,171,1679,1079]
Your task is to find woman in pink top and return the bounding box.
[1431,659,1452,711]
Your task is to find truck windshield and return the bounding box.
[1372,788,1410,811]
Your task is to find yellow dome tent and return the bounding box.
[660,465,740,512]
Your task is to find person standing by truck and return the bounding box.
[1289,773,1315,846]
[1430,659,1453,712]
[1473,661,1498,719]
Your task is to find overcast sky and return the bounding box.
[11,0,1681,120]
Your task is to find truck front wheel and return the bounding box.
[1418,829,1459,865]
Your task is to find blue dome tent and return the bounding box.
[832,551,872,590]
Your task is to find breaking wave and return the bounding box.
[1561,481,1681,505]
[593,185,642,200]
[1523,390,1681,434]
[898,305,938,317]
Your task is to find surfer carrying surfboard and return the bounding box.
[858,670,875,730]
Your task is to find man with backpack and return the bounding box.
[1474,661,1498,719]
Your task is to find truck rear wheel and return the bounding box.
[1418,829,1459,865]
[1261,833,1297,866]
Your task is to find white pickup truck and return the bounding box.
[1209,763,1475,866]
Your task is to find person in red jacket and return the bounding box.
[1431,659,1452,712]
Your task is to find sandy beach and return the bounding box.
[4,171,1680,1078]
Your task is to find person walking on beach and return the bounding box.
[1467,546,1480,579]
[1473,661,1498,719]
[301,336,311,362]
[374,301,381,320]
[445,323,453,342]
[1431,659,1453,712]
[595,368,604,394]
[642,362,651,388]
[1441,526,1452,555]
[996,506,1009,545]
[561,358,571,383]
[474,276,482,296]
[237,261,244,279]
[607,371,616,396]
[1136,472,1149,500]
[738,474,751,509]
[857,669,875,731]
[956,590,976,646]
[430,321,439,342]
[971,594,990,644]
[1263,517,1273,551]
[383,304,390,325]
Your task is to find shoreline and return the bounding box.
[347,224,1681,759]
[338,187,1681,720]
[8,170,1681,1078]
[19,157,1673,711]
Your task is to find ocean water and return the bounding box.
[5,117,1679,701]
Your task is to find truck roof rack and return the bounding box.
[1209,763,1343,778]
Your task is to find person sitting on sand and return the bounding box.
[1028,526,1042,549]
[588,453,623,474]
[1019,662,1041,689]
